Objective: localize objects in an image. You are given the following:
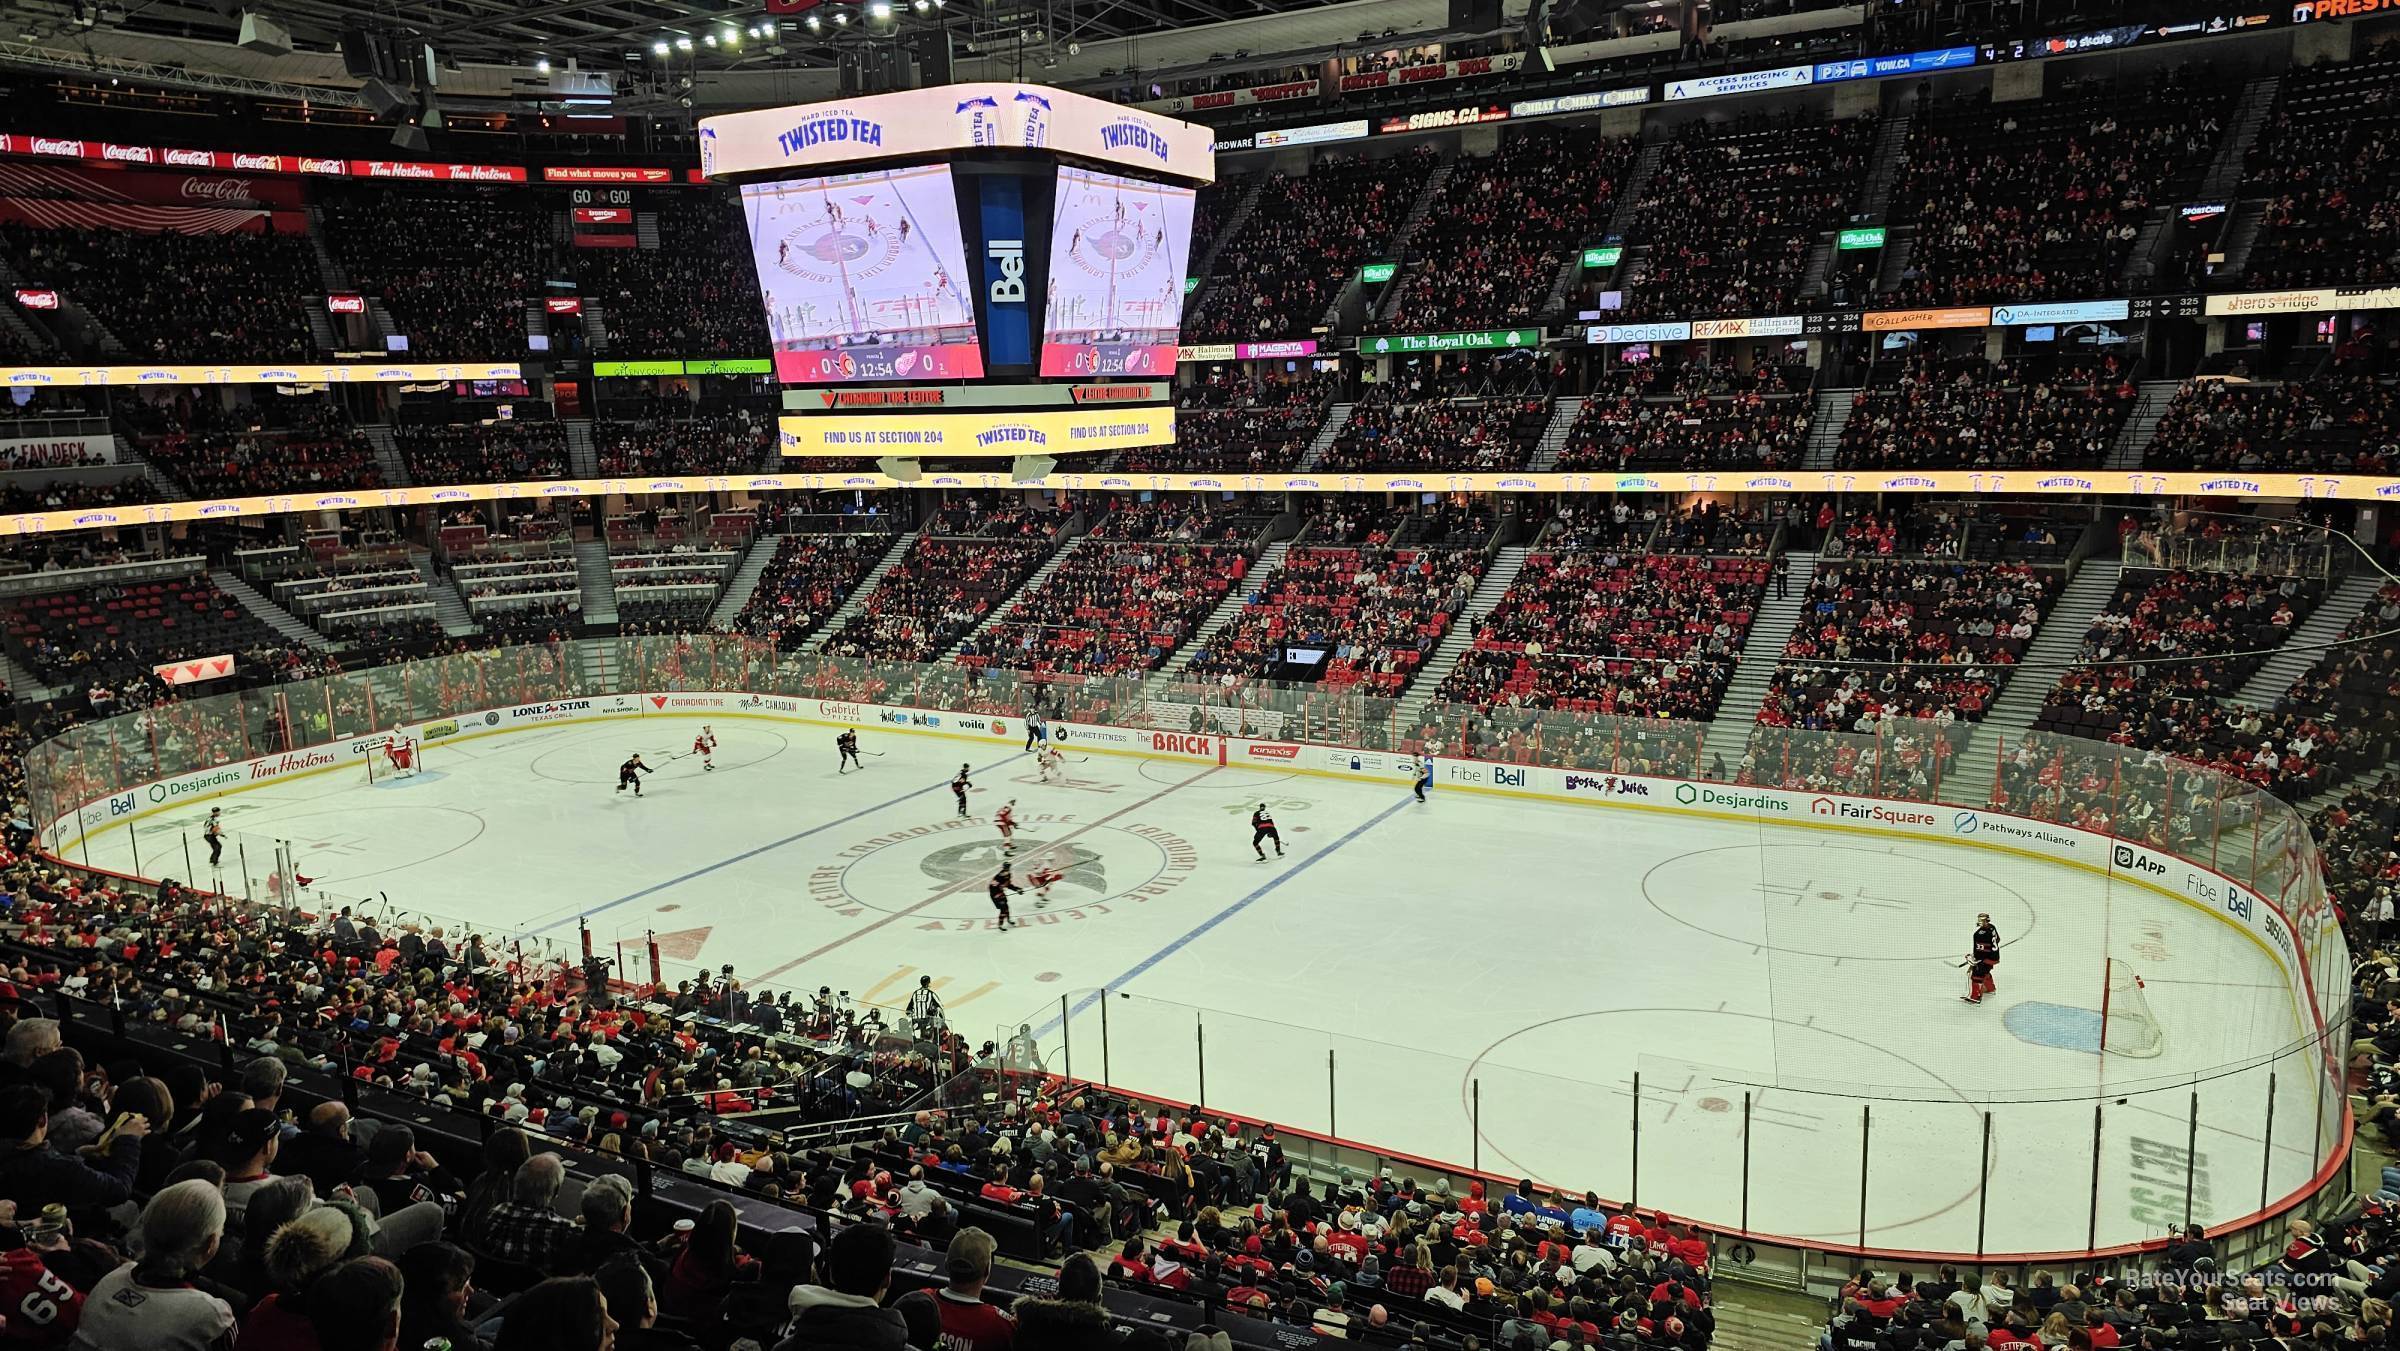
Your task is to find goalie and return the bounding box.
[384,738,419,777]
[1962,912,1999,1004]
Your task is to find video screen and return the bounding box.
[740,166,985,384]
[1039,166,1194,378]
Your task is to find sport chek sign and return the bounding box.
[153,654,234,686]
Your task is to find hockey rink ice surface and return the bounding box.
[83,715,2332,1256]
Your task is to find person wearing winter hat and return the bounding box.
[891,1292,943,1351]
[1311,1284,1352,1338]
[1010,1254,1112,1351]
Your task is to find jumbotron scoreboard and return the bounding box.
[697,84,1216,482]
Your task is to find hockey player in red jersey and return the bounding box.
[692,725,718,772]
[1028,857,1064,908]
[995,799,1020,853]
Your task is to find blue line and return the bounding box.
[1044,792,1417,1037]
[534,751,1026,934]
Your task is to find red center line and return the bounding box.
[754,761,1223,983]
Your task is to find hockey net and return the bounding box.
[363,736,424,784]
[2100,958,2164,1058]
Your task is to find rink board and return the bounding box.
[43,687,2327,1054]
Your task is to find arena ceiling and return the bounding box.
[3,0,1458,105]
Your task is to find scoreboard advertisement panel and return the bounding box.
[739,165,986,383]
[1039,166,1195,378]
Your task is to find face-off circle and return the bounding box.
[806,816,1200,928]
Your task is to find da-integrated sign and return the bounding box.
[1836,227,1887,250]
[1361,262,1398,284]
[1582,246,1622,268]
[1364,328,1543,355]
[777,406,1176,458]
[1990,300,2130,327]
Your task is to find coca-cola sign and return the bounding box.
[13,289,59,310]
[326,294,366,314]
[28,138,84,158]
[162,148,219,168]
[180,176,257,203]
[99,142,155,164]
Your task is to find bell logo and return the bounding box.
[988,239,1025,304]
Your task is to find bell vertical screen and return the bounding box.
[740,164,986,383]
[1038,166,1195,377]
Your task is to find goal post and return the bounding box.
[2100,957,2164,1058]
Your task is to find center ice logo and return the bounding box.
[920,838,1106,896]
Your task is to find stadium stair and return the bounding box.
[799,530,918,654]
[1184,178,1264,313]
[113,432,189,502]
[1601,140,1663,240]
[565,419,598,477]
[359,424,410,487]
[584,300,614,356]
[2200,73,2284,201]
[362,299,401,349]
[524,301,550,352]
[946,521,1087,664]
[1156,539,1290,682]
[1702,555,1818,747]
[2216,200,2271,283]
[1527,396,1586,472]
[410,551,482,639]
[574,538,620,629]
[706,532,790,629]
[1854,104,1913,219]
[211,569,333,652]
[636,213,662,250]
[1942,559,2123,799]
[1371,160,1458,325]
[0,649,49,702]
[0,252,124,357]
[1294,403,1355,471]
[303,204,356,293]
[1871,229,1915,293]
[2228,570,2386,707]
[1393,544,1528,728]
[305,304,341,354]
[0,291,50,356]
[1799,389,1856,471]
[1711,1286,1828,1351]
[2103,379,2186,471]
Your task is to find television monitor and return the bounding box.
[1039,165,1195,377]
[740,165,985,383]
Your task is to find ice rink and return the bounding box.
[79,714,2336,1256]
